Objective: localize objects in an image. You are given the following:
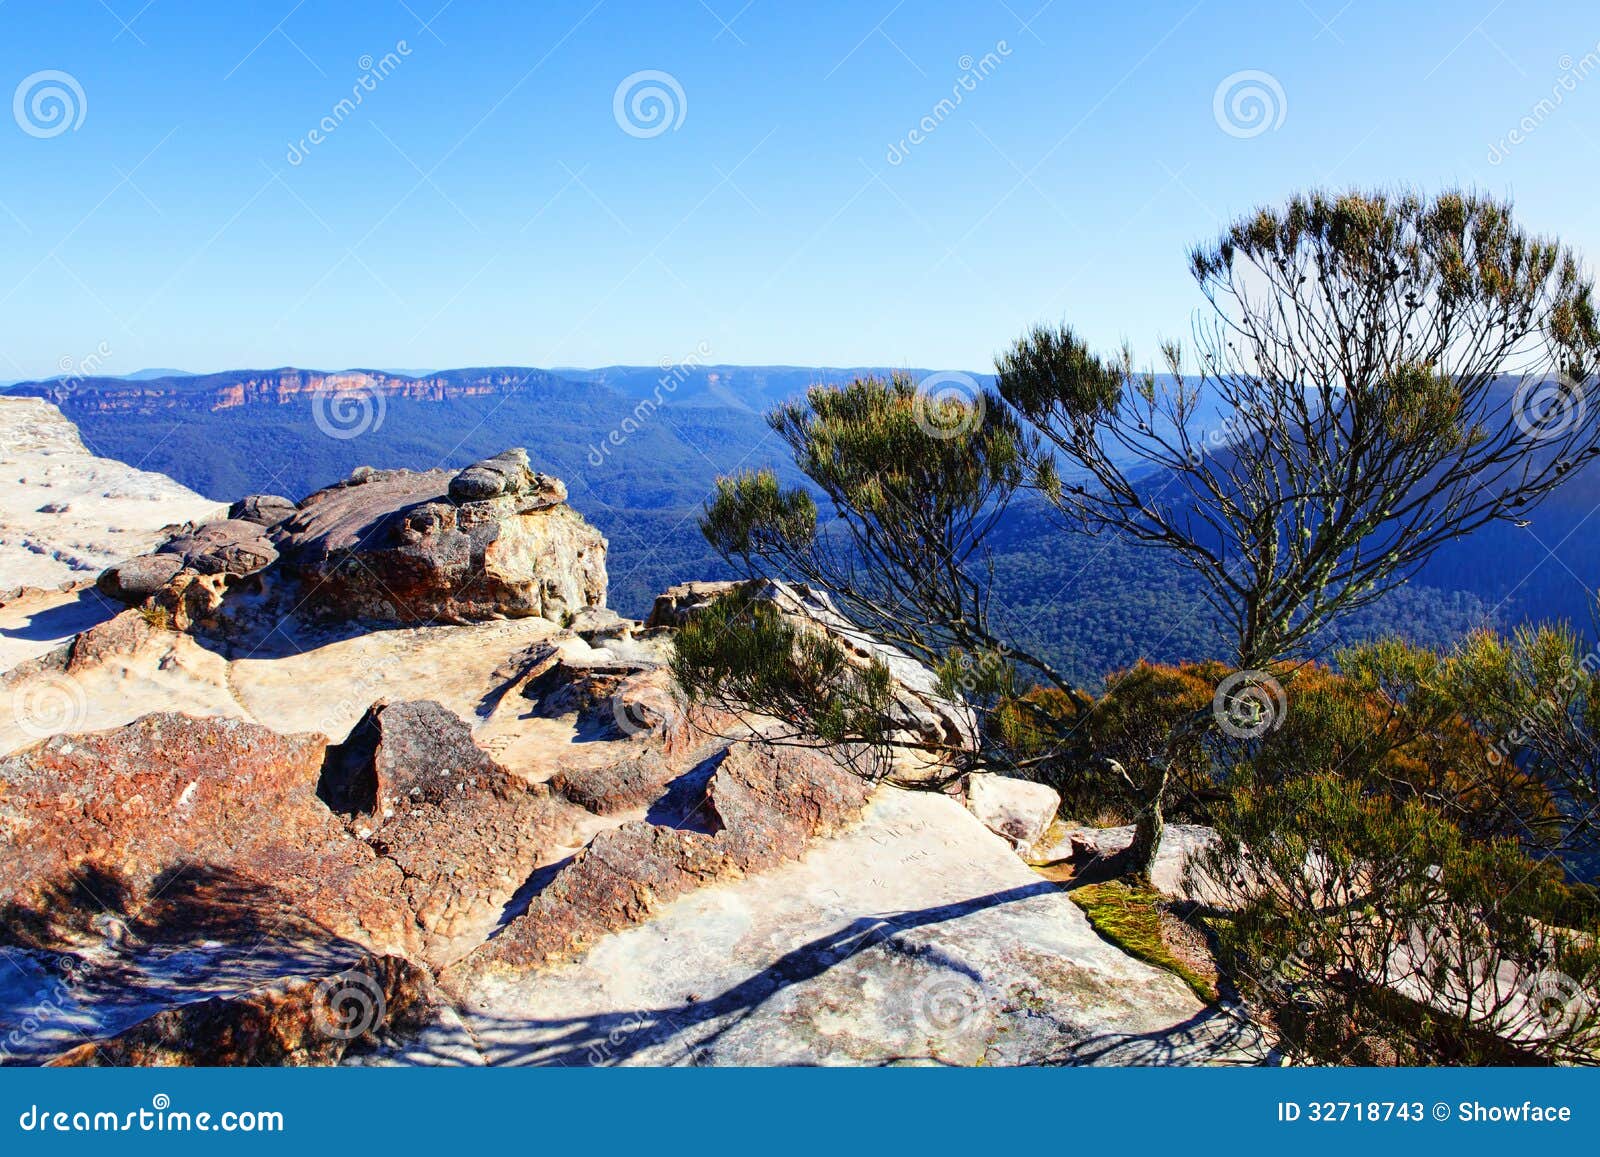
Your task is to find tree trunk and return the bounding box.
[1124,764,1168,884]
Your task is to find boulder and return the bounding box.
[157,518,279,577]
[229,493,298,527]
[1033,823,1230,906]
[95,553,185,603]
[320,700,568,961]
[0,713,414,956]
[446,448,567,507]
[645,580,744,629]
[567,605,635,642]
[321,698,501,817]
[275,455,606,625]
[965,773,1060,851]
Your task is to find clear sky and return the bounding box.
[1,0,1597,380]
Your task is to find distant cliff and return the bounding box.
[8,367,563,415]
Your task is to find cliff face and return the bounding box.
[9,367,558,416]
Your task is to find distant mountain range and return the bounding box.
[7,364,1589,681]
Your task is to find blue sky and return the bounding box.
[0,0,1597,380]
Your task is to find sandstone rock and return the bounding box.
[228,493,297,527]
[321,698,501,817]
[646,579,977,781]
[449,787,1266,1066]
[95,553,185,603]
[0,396,223,592]
[965,773,1060,851]
[47,954,441,1067]
[450,741,871,981]
[447,448,567,507]
[0,586,130,675]
[1033,823,1230,906]
[644,580,744,629]
[149,570,231,632]
[551,749,678,815]
[0,712,413,956]
[157,518,279,577]
[321,699,570,962]
[567,605,635,642]
[276,455,606,625]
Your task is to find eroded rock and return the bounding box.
[94,553,185,603]
[965,773,1060,851]
[275,454,606,625]
[647,579,977,781]
[449,741,871,982]
[228,493,298,528]
[321,699,571,962]
[158,518,279,577]
[0,712,414,956]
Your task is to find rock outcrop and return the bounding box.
[0,395,222,596]
[0,713,416,956]
[1031,823,1232,908]
[648,579,978,780]
[322,700,567,962]
[274,450,606,625]
[447,787,1264,1066]
[1,431,1269,1069]
[449,741,873,982]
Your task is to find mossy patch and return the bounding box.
[1068,880,1218,1003]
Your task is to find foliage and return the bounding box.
[668,585,899,770]
[699,373,1055,691]
[1195,773,1600,1065]
[997,190,1600,668]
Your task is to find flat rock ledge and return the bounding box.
[448,787,1266,1066]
